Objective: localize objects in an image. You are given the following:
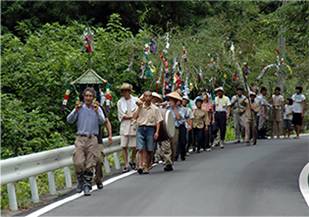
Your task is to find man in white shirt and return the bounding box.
[117,83,138,173]
[291,86,306,139]
[213,87,231,149]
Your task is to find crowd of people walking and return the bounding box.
[67,83,306,196]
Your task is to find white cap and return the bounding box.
[182,95,190,101]
[215,86,224,92]
[249,91,256,96]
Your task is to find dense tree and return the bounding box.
[1,1,309,159]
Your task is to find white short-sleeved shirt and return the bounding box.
[215,95,231,112]
[283,104,293,120]
[292,93,306,113]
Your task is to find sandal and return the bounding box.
[122,167,129,173]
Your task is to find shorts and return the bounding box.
[283,119,293,130]
[292,113,303,126]
[120,135,136,148]
[136,126,155,151]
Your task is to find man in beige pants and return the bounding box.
[117,83,138,173]
[67,87,105,196]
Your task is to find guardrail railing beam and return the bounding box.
[1,136,122,211]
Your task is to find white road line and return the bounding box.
[25,170,136,217]
[299,162,309,207]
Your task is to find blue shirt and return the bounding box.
[168,106,186,127]
[67,104,105,136]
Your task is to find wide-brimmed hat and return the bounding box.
[215,86,224,92]
[167,91,182,101]
[152,92,163,101]
[120,83,133,91]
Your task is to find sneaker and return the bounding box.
[206,148,212,152]
[164,164,174,172]
[76,182,83,193]
[83,185,91,196]
[96,182,103,190]
[129,162,136,170]
[220,140,224,149]
[122,167,129,173]
[143,167,150,174]
[137,168,143,175]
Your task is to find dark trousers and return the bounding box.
[214,111,227,141]
[186,130,193,152]
[257,118,267,139]
[176,124,187,160]
[209,124,215,145]
[204,127,211,149]
[193,128,204,151]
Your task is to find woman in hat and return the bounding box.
[193,97,209,152]
[202,93,214,151]
[167,91,187,161]
[117,83,138,173]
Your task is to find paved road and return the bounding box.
[44,137,309,216]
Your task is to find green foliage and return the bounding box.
[2,2,309,159]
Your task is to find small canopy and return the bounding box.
[71,69,106,85]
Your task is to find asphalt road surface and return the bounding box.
[44,136,309,216]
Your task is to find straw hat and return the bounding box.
[152,92,163,101]
[215,86,224,92]
[120,83,133,91]
[166,91,182,101]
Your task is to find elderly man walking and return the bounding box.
[117,83,138,173]
[67,87,105,196]
[134,91,163,174]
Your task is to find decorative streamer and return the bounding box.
[104,83,112,114]
[83,27,94,54]
[61,88,71,112]
[256,48,292,81]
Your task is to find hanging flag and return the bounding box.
[83,27,94,54]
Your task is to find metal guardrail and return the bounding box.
[0,136,123,211]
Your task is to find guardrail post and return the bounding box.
[29,176,39,203]
[7,183,18,211]
[113,152,121,170]
[63,167,72,188]
[47,171,57,195]
[104,157,111,174]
